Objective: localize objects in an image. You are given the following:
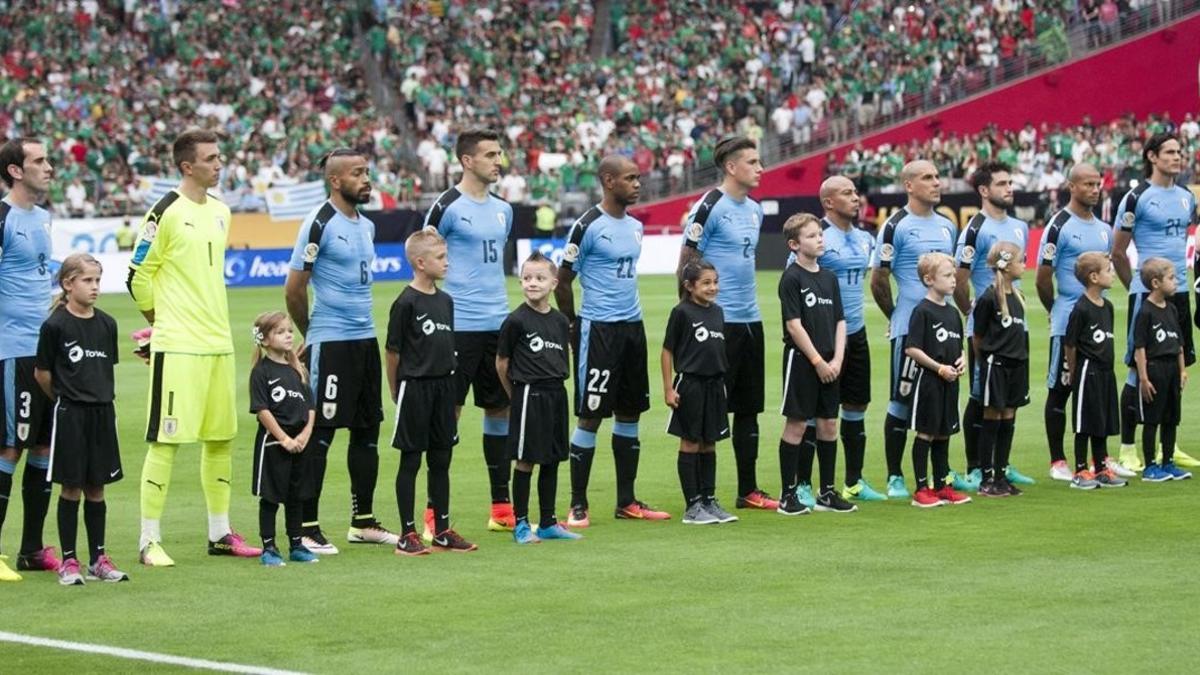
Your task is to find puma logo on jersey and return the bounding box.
[461,217,473,225]
[599,233,613,243]
[336,235,349,244]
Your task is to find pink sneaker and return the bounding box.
[87,555,130,582]
[57,558,85,586]
[17,546,62,572]
[208,531,263,558]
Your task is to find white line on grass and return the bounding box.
[0,631,308,675]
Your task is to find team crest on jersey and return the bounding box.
[942,227,952,241]
[216,216,226,232]
[1042,243,1057,261]
[162,417,178,437]
[323,402,338,420]
[634,230,643,245]
[961,246,976,264]
[497,212,507,228]
[1123,212,1135,227]
[587,394,601,411]
[16,423,29,442]
[564,243,580,262]
[694,326,710,342]
[879,243,895,262]
[1100,231,1109,244]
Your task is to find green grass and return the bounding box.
[5,273,1199,673]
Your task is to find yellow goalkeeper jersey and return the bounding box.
[127,189,234,354]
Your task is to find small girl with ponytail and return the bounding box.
[248,312,317,566]
[970,241,1030,497]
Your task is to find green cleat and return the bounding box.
[947,470,978,492]
[795,483,816,509]
[841,479,887,501]
[886,475,910,499]
[1004,465,1036,485]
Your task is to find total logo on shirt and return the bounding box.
[802,288,833,307]
[933,322,962,343]
[1153,324,1178,343]
[270,385,307,403]
[693,322,725,342]
[418,314,452,335]
[526,332,564,353]
[65,341,107,364]
[1090,324,1114,343]
[999,315,1026,329]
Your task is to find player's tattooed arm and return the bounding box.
[1110,229,1133,290]
[869,267,895,320]
[1035,265,1055,314]
[284,269,311,338]
[953,268,972,315]
[554,265,578,326]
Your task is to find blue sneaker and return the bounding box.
[886,475,910,499]
[967,468,983,490]
[288,546,319,563]
[536,523,582,540]
[260,548,285,567]
[1162,461,1193,480]
[841,479,887,501]
[1005,465,1036,485]
[948,470,976,492]
[795,483,816,509]
[1142,464,1173,482]
[513,519,540,544]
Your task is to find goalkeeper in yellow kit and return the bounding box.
[127,129,260,565]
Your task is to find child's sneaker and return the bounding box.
[886,475,910,498]
[978,478,1007,497]
[1142,463,1172,482]
[347,520,400,546]
[704,498,739,523]
[57,558,85,586]
[775,490,810,516]
[301,529,339,555]
[682,500,718,525]
[795,483,817,509]
[513,519,540,544]
[996,476,1023,496]
[910,487,942,508]
[814,490,858,513]
[86,555,129,582]
[935,485,972,505]
[1162,461,1193,480]
[1103,456,1138,478]
[1004,465,1036,485]
[841,479,887,501]
[1049,460,1074,481]
[734,489,779,510]
[431,530,478,552]
[17,546,61,572]
[1070,470,1099,490]
[567,505,590,528]
[1095,468,1127,488]
[614,501,671,520]
[488,503,516,532]
[947,470,976,492]
[289,546,319,563]
[260,548,285,567]
[394,532,430,556]
[536,523,583,540]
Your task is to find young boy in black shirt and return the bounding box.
[1133,258,1191,481]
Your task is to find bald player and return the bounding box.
[1035,163,1114,480]
[556,155,670,526]
[869,160,959,499]
[285,148,398,554]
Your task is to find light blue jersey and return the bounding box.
[955,211,1029,333]
[0,200,53,360]
[682,188,762,323]
[1038,207,1112,336]
[870,207,957,338]
[1114,182,1196,294]
[819,218,875,334]
[289,201,377,344]
[562,205,643,322]
[424,188,513,332]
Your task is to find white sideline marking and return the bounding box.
[0,631,308,674]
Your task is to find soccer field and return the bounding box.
[5,272,1199,673]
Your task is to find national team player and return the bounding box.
[952,161,1035,489]
[128,129,259,565]
[0,137,59,581]
[869,160,958,499]
[1035,163,1116,482]
[557,155,670,525]
[285,148,397,554]
[676,136,777,510]
[1111,133,1199,472]
[423,129,517,534]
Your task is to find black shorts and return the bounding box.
[1,356,53,450]
[391,376,458,452]
[574,319,650,418]
[1136,358,1181,426]
[908,368,960,437]
[780,347,840,420]
[306,339,383,429]
[979,355,1030,410]
[48,400,121,487]
[1126,292,1195,367]
[251,424,314,504]
[667,374,730,443]
[508,381,569,464]
[453,331,510,410]
[840,328,872,407]
[1072,360,1119,436]
[723,322,764,415]
[889,337,920,403]
[1046,336,1072,394]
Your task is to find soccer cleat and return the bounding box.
[289,546,319,563]
[1004,465,1036,485]
[86,555,130,582]
[935,485,972,505]
[886,475,910,498]
[536,523,582,540]
[566,505,590,528]
[301,530,339,555]
[967,468,983,489]
[208,532,263,558]
[1118,444,1144,473]
[775,490,811,516]
[260,548,286,567]
[421,508,436,545]
[614,501,671,520]
[0,555,22,582]
[513,519,541,544]
[394,532,430,556]
[704,498,739,523]
[814,490,858,513]
[734,489,780,510]
[996,477,1022,496]
[1169,446,1200,468]
[682,501,719,525]
[1104,457,1138,479]
[17,546,61,572]
[911,487,943,508]
[1095,468,1127,488]
[347,521,400,546]
[139,541,175,567]
[57,558,85,586]
[431,530,477,553]
[1162,461,1193,480]
[1049,460,1075,482]
[1070,470,1099,490]
[978,478,1007,497]
[841,479,887,501]
[488,503,516,532]
[947,470,976,492]
[1142,464,1172,483]
[795,483,816,509]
